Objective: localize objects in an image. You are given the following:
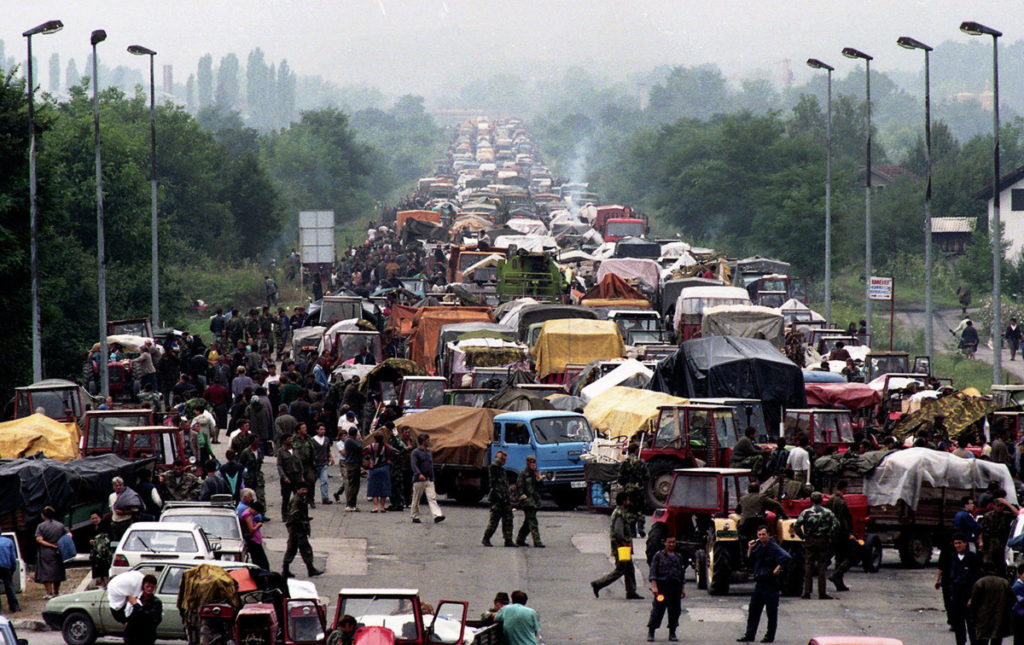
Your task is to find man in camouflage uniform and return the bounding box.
[784,327,806,368]
[515,456,545,547]
[387,423,411,511]
[245,309,261,345]
[591,492,643,599]
[260,307,275,357]
[292,423,317,509]
[794,491,839,599]
[225,309,244,347]
[238,434,266,509]
[825,480,856,592]
[282,483,323,578]
[482,450,516,547]
[619,443,649,537]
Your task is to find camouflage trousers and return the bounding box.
[483,499,514,542]
[625,485,646,537]
[516,507,541,545]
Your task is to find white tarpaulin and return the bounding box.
[700,304,785,347]
[492,235,558,252]
[864,447,1017,510]
[597,259,661,292]
[778,298,825,321]
[505,218,548,236]
[580,358,654,403]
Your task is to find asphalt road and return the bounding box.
[29,453,957,644]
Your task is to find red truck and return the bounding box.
[593,205,647,243]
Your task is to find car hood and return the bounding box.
[46,589,106,607]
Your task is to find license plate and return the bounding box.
[570,481,586,489]
[568,450,581,457]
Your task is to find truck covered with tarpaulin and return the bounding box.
[700,304,785,347]
[596,258,660,294]
[647,336,804,431]
[395,209,441,234]
[578,273,651,310]
[579,359,654,403]
[0,413,80,461]
[406,307,495,371]
[532,319,626,380]
[583,386,688,439]
[804,382,881,410]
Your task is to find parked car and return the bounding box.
[0,616,26,645]
[108,521,219,577]
[159,499,246,562]
[43,559,261,645]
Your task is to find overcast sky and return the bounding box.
[5,1,1024,94]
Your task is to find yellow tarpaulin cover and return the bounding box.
[584,386,688,439]
[532,319,625,379]
[0,413,79,461]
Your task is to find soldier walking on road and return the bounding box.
[647,535,685,642]
[591,492,643,600]
[515,456,544,548]
[292,423,317,509]
[238,434,266,510]
[825,480,856,592]
[795,491,839,600]
[387,423,411,511]
[483,451,516,547]
[277,434,304,522]
[282,483,324,579]
[619,442,649,537]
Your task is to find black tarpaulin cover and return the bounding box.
[0,454,150,516]
[647,336,805,426]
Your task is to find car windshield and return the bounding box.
[123,530,198,553]
[667,475,718,509]
[531,416,594,444]
[339,597,420,641]
[167,514,241,540]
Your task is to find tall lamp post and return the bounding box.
[807,58,834,326]
[961,21,1003,385]
[897,36,934,368]
[128,45,158,328]
[842,46,874,341]
[22,19,63,382]
[91,29,109,398]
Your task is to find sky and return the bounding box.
[5,1,1024,95]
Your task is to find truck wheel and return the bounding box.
[862,535,882,573]
[898,533,932,568]
[709,541,731,595]
[782,544,805,596]
[695,549,708,590]
[553,488,583,510]
[645,459,680,510]
[62,610,97,645]
[453,486,485,505]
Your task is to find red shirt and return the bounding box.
[203,383,231,407]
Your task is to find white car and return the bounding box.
[109,521,219,577]
[159,501,246,562]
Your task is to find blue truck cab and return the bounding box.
[489,410,594,509]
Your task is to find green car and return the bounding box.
[42,559,260,645]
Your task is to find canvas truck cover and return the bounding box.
[700,304,785,347]
[399,218,446,244]
[580,359,654,403]
[864,447,1016,510]
[0,453,150,516]
[647,336,804,428]
[891,391,999,441]
[0,413,79,461]
[532,319,626,379]
[804,382,881,410]
[511,304,599,341]
[177,563,241,613]
[579,273,651,309]
[395,210,440,234]
[395,406,501,467]
[583,386,688,439]
[408,307,495,371]
[596,259,660,293]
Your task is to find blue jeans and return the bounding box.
[316,465,330,501]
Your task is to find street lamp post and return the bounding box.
[91,29,109,398]
[22,19,63,383]
[897,36,934,369]
[807,58,834,326]
[842,47,874,342]
[961,21,1003,385]
[128,45,158,328]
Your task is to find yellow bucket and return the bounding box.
[616,546,632,562]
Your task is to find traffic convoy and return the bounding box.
[3,115,1022,645]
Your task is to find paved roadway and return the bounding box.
[32,447,955,644]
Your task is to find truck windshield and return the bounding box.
[667,475,718,509]
[531,417,594,444]
[605,220,644,238]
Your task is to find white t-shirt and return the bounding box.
[786,446,811,482]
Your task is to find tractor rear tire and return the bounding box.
[695,549,708,590]
[709,541,731,596]
[862,535,882,573]
[645,459,681,511]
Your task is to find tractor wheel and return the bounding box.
[782,543,805,596]
[862,534,883,573]
[897,533,932,568]
[695,549,708,590]
[645,521,669,566]
[645,459,681,510]
[709,541,731,596]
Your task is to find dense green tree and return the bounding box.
[197,54,213,109]
[215,53,240,109]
